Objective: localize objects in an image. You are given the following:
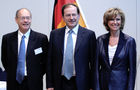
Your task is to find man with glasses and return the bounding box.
[1,8,48,90]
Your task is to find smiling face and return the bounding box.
[108,14,121,31]
[103,8,125,31]
[62,5,80,29]
[15,9,32,34]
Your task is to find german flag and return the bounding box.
[52,0,87,30]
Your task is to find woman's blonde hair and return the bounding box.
[103,8,125,31]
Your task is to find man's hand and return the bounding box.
[47,88,54,90]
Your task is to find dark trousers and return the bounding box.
[61,76,77,90]
[15,76,29,90]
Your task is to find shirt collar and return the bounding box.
[65,24,79,35]
[18,29,31,39]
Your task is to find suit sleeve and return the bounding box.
[128,38,136,90]
[1,35,8,71]
[41,34,49,75]
[46,31,54,88]
[89,31,96,89]
[93,37,101,90]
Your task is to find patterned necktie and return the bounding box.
[16,35,25,84]
[64,30,73,80]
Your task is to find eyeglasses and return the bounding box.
[17,16,31,21]
[64,14,78,18]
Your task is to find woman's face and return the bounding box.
[108,14,121,31]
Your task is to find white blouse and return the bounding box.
[108,45,117,65]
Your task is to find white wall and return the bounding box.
[0,0,139,90]
[135,0,140,89]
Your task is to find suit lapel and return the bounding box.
[103,33,110,66]
[26,30,36,58]
[111,31,125,66]
[74,26,84,54]
[58,27,65,56]
[11,31,18,60]
[55,27,65,72]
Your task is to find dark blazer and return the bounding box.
[1,30,48,90]
[0,67,6,81]
[95,31,136,90]
[47,26,96,90]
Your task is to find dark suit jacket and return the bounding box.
[95,31,136,90]
[46,26,96,90]
[0,67,6,81]
[1,30,48,90]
